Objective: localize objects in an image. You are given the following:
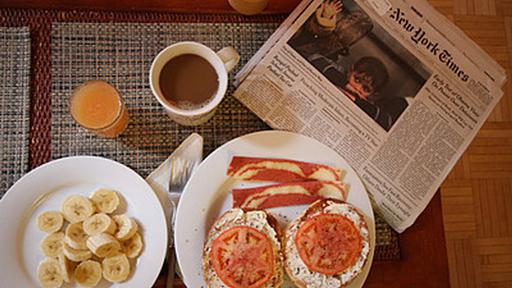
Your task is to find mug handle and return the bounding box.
[216,47,241,73]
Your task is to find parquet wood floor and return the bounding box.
[428,0,512,287]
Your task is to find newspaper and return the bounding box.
[233,0,507,232]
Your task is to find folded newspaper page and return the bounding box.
[233,0,507,232]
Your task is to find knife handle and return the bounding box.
[166,248,176,288]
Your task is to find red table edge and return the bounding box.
[0,0,450,286]
[0,0,300,14]
[366,192,449,287]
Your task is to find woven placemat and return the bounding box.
[51,22,275,174]
[0,27,31,197]
[51,22,399,261]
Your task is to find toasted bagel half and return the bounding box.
[202,208,284,288]
[284,199,370,288]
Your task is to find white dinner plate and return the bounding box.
[175,130,375,288]
[0,156,167,287]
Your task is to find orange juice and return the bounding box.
[70,80,129,138]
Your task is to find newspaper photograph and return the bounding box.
[234,0,506,232]
[287,0,432,131]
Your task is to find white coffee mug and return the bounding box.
[150,42,240,126]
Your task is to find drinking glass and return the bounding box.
[70,80,129,138]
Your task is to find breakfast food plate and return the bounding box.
[175,130,376,287]
[0,156,167,287]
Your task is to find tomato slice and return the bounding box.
[294,213,362,276]
[210,226,275,288]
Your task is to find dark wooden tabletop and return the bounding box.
[0,0,450,287]
[0,0,300,14]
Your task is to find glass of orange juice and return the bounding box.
[70,80,129,138]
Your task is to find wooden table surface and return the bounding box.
[0,0,300,13]
[0,0,460,287]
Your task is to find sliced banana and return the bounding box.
[113,214,138,241]
[90,254,102,263]
[87,233,121,258]
[121,232,144,258]
[36,191,142,287]
[75,260,102,287]
[83,213,117,236]
[37,211,64,233]
[57,254,74,283]
[61,195,94,223]
[90,188,120,214]
[40,232,64,257]
[102,254,130,283]
[65,222,88,250]
[63,242,92,262]
[37,258,63,288]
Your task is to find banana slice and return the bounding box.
[113,214,138,241]
[90,188,120,214]
[87,233,121,258]
[40,232,64,257]
[75,260,102,287]
[90,254,102,263]
[37,258,63,288]
[65,222,88,250]
[121,232,144,258]
[83,213,117,236]
[102,254,130,283]
[57,254,74,283]
[37,211,64,233]
[63,243,92,262]
[61,195,94,223]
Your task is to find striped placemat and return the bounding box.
[51,22,275,175]
[51,22,399,260]
[0,27,31,197]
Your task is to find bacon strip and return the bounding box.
[232,181,348,209]
[227,156,343,182]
